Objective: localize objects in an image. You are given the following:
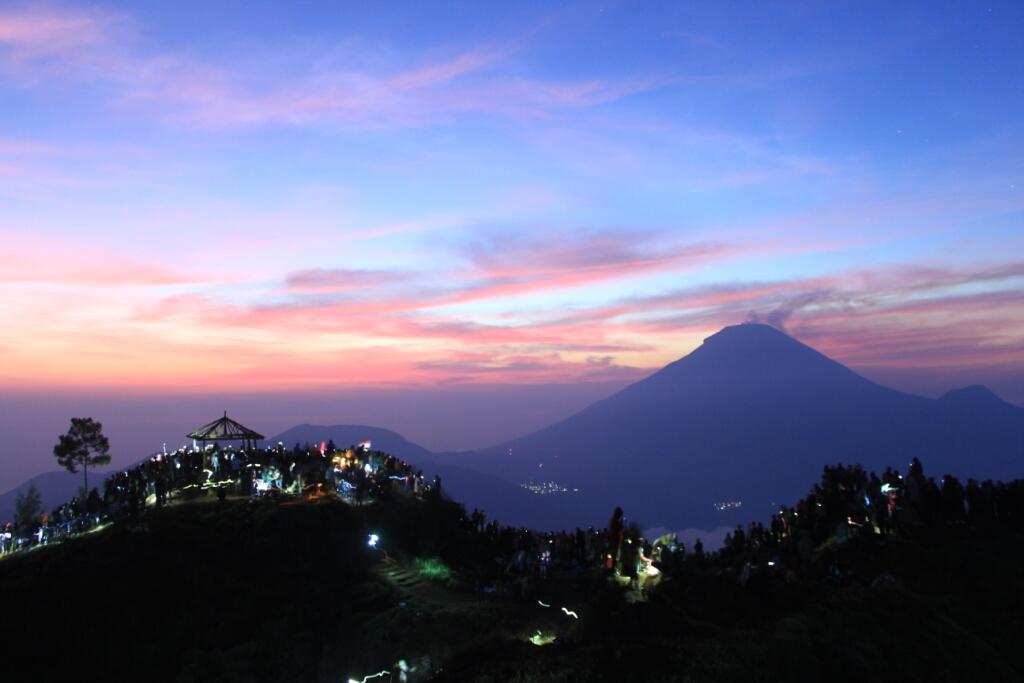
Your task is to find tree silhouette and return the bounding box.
[53,417,111,496]
[14,483,42,536]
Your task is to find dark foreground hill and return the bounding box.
[458,323,1024,530]
[0,495,501,683]
[2,478,1024,683]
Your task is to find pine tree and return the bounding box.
[53,417,111,496]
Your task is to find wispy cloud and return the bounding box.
[443,229,731,305]
[199,230,738,323]
[284,268,414,295]
[0,5,114,59]
[0,5,662,130]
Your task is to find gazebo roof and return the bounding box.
[187,412,265,442]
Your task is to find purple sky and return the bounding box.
[2,1,1023,491]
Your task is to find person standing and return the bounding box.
[607,507,624,571]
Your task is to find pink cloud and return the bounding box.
[171,231,741,328]
[284,268,413,295]
[2,262,187,287]
[0,233,210,287]
[4,191,1021,396]
[439,230,735,306]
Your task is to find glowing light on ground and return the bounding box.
[529,630,557,646]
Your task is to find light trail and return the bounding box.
[347,670,390,683]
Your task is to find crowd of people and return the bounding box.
[458,503,675,601]
[4,446,1024,601]
[1,440,437,555]
[715,457,1024,586]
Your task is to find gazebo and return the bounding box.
[187,412,265,450]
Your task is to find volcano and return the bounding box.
[460,323,1024,530]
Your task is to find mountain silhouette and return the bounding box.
[462,323,1024,530]
[939,385,1019,416]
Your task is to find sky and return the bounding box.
[1,1,1023,489]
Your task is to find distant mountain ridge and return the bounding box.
[270,423,434,461]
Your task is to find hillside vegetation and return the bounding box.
[2,468,1023,683]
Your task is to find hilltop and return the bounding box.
[2,449,1024,682]
[7,324,1021,539]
